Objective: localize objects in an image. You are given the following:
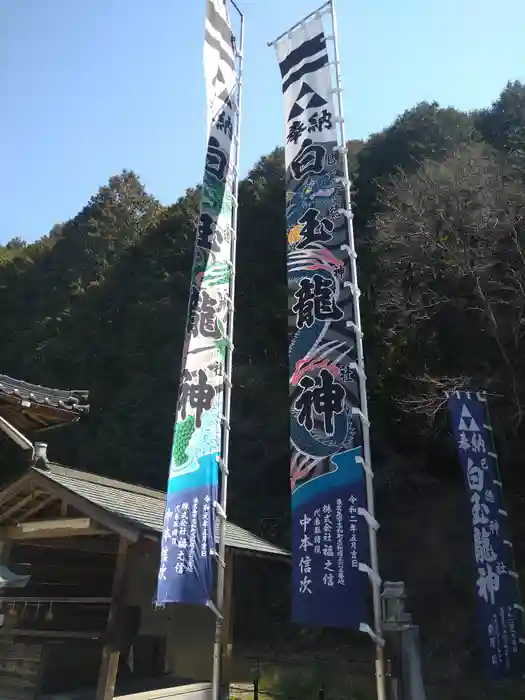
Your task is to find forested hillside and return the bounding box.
[2,81,525,670]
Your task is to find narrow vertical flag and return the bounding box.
[157,0,237,606]
[448,391,524,678]
[274,16,368,630]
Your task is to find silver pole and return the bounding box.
[211,2,244,700]
[328,2,387,699]
[267,0,331,47]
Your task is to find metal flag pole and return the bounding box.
[267,1,385,697]
[211,3,244,700]
[327,2,387,699]
[266,0,331,47]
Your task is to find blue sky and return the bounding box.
[1,0,524,244]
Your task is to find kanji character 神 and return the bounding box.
[339,363,357,383]
[294,368,345,435]
[178,369,215,428]
[333,263,345,279]
[477,564,500,604]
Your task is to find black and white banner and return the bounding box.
[276,18,335,165]
[204,0,236,125]
[274,16,369,631]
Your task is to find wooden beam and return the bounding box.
[17,495,56,523]
[0,492,39,524]
[30,471,139,542]
[220,549,235,700]
[0,473,34,509]
[2,517,108,540]
[96,537,130,700]
[12,629,104,640]
[29,536,118,555]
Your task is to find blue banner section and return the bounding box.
[292,446,368,629]
[448,392,525,678]
[157,451,218,605]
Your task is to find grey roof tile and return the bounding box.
[33,464,289,559]
[0,375,89,414]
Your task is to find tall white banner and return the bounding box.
[157,0,238,607]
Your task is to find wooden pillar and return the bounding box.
[96,537,129,700]
[220,549,235,699]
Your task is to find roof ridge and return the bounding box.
[0,374,89,413]
[0,374,89,398]
[42,463,165,501]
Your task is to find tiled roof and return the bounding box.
[33,464,289,560]
[0,375,89,414]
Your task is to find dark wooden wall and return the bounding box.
[0,636,43,700]
[0,537,120,696]
[9,540,117,596]
[2,540,117,635]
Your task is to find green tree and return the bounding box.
[5,237,27,249]
[0,82,525,676]
[475,81,525,157]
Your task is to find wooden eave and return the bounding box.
[0,471,139,543]
[0,374,89,433]
[0,395,83,433]
[0,465,290,560]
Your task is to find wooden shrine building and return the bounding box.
[0,374,289,700]
[0,460,289,700]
